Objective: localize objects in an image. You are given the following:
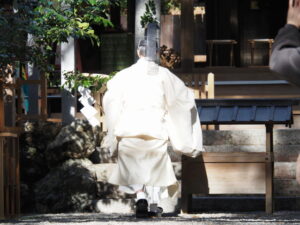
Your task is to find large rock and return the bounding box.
[20,121,62,182]
[34,159,98,213]
[19,121,62,213]
[89,146,117,164]
[46,119,97,167]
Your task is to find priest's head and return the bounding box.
[137,39,158,61]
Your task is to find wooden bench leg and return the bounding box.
[181,193,192,214]
[266,160,273,214]
[265,125,274,214]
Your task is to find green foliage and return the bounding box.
[140,0,159,28]
[161,0,180,15]
[0,0,114,79]
[62,71,114,92]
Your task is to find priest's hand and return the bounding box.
[287,0,300,28]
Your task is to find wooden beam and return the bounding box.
[199,152,266,163]
[180,0,194,72]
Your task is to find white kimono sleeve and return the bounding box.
[163,70,204,157]
[102,73,124,155]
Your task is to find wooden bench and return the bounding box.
[181,98,300,214]
[248,39,274,65]
[206,40,238,67]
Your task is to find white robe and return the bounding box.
[103,58,204,193]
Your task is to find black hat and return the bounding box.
[138,39,147,47]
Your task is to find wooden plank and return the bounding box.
[0,133,18,138]
[2,84,18,89]
[202,163,266,194]
[16,114,45,120]
[195,152,267,163]
[0,138,4,219]
[182,155,266,195]
[17,80,42,85]
[46,118,62,123]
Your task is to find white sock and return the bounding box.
[136,191,147,200]
[145,186,161,205]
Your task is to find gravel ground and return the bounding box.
[1,211,300,225]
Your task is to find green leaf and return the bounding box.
[87,29,95,35]
[77,22,89,29]
[88,0,97,5]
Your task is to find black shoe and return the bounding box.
[149,204,163,217]
[135,199,149,218]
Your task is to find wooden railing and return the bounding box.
[177,72,215,99]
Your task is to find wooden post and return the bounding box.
[230,42,234,66]
[4,137,8,217]
[207,73,215,130]
[181,0,194,72]
[208,41,214,66]
[268,40,274,62]
[265,124,274,214]
[16,79,23,121]
[127,0,135,33]
[40,73,47,119]
[250,41,255,65]
[200,75,206,99]
[27,64,39,116]
[207,73,215,99]
[15,137,20,216]
[0,82,4,131]
[0,138,4,219]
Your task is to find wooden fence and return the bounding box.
[0,74,47,219]
[0,133,20,220]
